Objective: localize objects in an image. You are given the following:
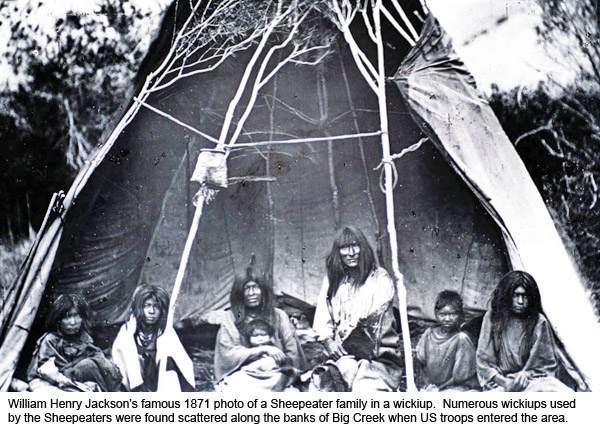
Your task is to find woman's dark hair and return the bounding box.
[325,226,376,299]
[245,318,275,342]
[434,290,463,316]
[131,284,170,335]
[230,267,274,330]
[490,270,541,355]
[46,294,90,334]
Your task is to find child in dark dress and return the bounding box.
[27,294,121,392]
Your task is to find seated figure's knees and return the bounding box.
[68,358,98,381]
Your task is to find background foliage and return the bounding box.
[0,0,164,290]
[490,85,600,311]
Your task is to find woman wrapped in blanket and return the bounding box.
[476,270,572,392]
[27,294,122,392]
[112,284,195,391]
[214,267,306,392]
[312,226,403,391]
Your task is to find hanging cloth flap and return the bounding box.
[0,218,64,391]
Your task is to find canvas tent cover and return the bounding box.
[48,38,507,326]
[1,1,599,392]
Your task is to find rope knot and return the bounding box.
[372,138,427,193]
[374,158,399,192]
[193,185,218,207]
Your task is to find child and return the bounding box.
[112,284,195,392]
[27,294,122,392]
[416,290,478,391]
[244,319,286,373]
[215,317,298,392]
[246,318,275,347]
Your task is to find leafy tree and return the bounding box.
[1,0,153,168]
[0,0,166,291]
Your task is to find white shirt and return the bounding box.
[312,267,395,342]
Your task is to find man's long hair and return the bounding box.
[230,266,275,331]
[490,270,541,356]
[46,294,90,335]
[325,226,376,299]
[131,284,170,335]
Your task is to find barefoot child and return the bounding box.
[416,290,478,391]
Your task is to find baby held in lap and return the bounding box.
[245,318,295,374]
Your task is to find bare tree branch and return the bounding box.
[514,119,554,147]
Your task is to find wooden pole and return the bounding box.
[166,192,208,329]
[159,187,213,389]
[374,0,416,392]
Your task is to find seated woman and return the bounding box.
[416,290,478,391]
[27,294,122,392]
[214,267,306,392]
[312,226,403,392]
[476,270,572,392]
[112,284,195,391]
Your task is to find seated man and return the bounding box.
[476,270,572,392]
[416,290,478,391]
[312,226,402,392]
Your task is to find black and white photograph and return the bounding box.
[1,0,600,397]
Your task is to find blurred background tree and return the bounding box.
[489,0,600,311]
[0,0,168,291]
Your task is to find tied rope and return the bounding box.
[373,138,427,192]
[168,142,228,329]
[167,145,228,330]
[193,184,218,207]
